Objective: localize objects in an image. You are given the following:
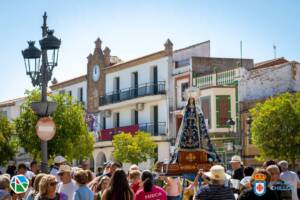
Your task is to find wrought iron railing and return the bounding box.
[139,122,167,136]
[99,81,166,106]
[97,122,167,141]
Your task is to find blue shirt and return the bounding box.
[73,185,93,200]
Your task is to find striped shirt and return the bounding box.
[194,184,235,200]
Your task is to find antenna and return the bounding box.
[273,44,277,58]
[240,40,243,67]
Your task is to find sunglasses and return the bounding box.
[50,182,58,186]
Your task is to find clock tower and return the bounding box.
[87,38,108,113]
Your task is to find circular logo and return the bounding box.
[10,175,29,194]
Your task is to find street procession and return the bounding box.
[0,1,300,200]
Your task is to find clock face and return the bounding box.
[92,64,100,82]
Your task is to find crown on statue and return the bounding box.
[184,87,201,101]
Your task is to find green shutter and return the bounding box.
[227,95,231,121]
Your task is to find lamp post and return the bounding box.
[22,12,61,173]
[246,115,252,144]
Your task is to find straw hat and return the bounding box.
[57,165,72,174]
[204,165,231,180]
[230,155,243,164]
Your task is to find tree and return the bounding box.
[0,115,17,165]
[250,92,300,168]
[15,90,94,161]
[112,131,157,164]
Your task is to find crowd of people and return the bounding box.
[0,155,299,200]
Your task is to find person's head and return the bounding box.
[204,165,231,185]
[17,163,27,175]
[108,169,132,200]
[81,160,90,170]
[0,175,10,191]
[85,170,94,183]
[33,173,46,192]
[39,175,58,196]
[141,170,154,192]
[103,161,112,174]
[262,160,276,169]
[129,170,141,184]
[74,169,89,186]
[53,156,66,167]
[110,161,122,174]
[230,155,242,170]
[97,176,110,192]
[188,97,195,105]
[244,166,254,177]
[30,161,39,173]
[266,165,280,182]
[58,165,72,184]
[129,164,139,172]
[278,160,288,172]
[97,167,103,174]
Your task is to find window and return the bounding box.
[131,110,139,124]
[78,87,83,102]
[113,77,120,92]
[102,117,106,129]
[201,96,211,129]
[181,82,189,101]
[68,91,72,97]
[152,105,158,136]
[175,59,190,68]
[113,112,120,128]
[0,110,7,117]
[216,95,231,128]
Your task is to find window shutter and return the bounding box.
[216,96,220,128]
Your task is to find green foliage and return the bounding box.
[15,90,94,161]
[112,131,157,164]
[0,115,17,165]
[250,92,300,166]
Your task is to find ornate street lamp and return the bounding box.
[246,115,252,144]
[22,12,61,173]
[226,118,235,134]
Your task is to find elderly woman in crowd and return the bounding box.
[34,174,67,200]
[96,176,110,200]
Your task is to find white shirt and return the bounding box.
[57,180,78,200]
[240,176,252,186]
[50,167,60,182]
[280,170,299,200]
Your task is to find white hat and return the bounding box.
[204,165,231,180]
[278,160,288,170]
[230,155,243,164]
[54,156,66,164]
[58,165,72,174]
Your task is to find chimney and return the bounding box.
[164,38,173,55]
[103,46,111,66]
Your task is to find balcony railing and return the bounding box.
[98,122,167,141]
[193,68,239,89]
[99,81,166,106]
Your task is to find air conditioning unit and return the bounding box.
[136,103,144,111]
[104,110,111,117]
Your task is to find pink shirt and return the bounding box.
[135,185,167,200]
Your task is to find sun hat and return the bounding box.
[278,160,288,170]
[54,156,66,164]
[57,164,72,174]
[230,155,243,164]
[204,165,231,180]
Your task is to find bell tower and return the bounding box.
[87,38,107,113]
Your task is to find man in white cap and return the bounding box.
[230,155,244,181]
[194,165,234,200]
[278,160,300,200]
[50,155,66,181]
[57,164,78,200]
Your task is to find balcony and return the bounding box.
[99,81,166,106]
[98,122,167,141]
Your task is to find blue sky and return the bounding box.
[0,0,299,101]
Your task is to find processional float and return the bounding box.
[155,87,220,175]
